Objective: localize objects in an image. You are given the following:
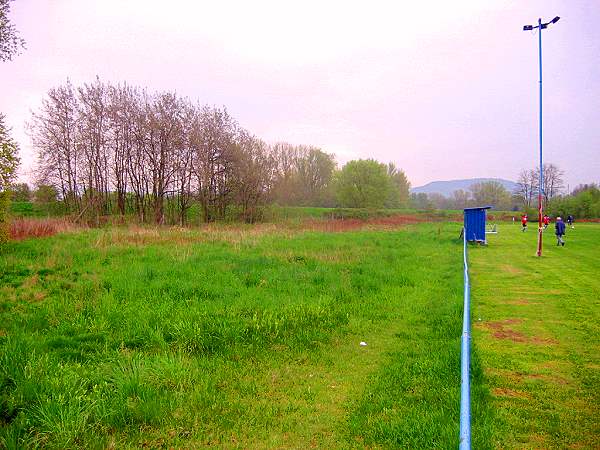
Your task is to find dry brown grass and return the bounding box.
[9,217,79,240]
[90,216,409,250]
[90,223,298,249]
[9,213,440,245]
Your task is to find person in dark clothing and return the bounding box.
[555,216,566,246]
[567,214,574,228]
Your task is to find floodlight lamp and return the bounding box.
[551,16,560,24]
[523,25,533,31]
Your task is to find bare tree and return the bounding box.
[29,81,80,212]
[107,84,136,216]
[270,143,336,206]
[451,189,471,209]
[191,106,236,222]
[470,181,511,210]
[146,92,183,224]
[128,90,152,222]
[516,164,564,208]
[515,169,538,208]
[537,163,564,203]
[77,78,111,222]
[171,101,195,225]
[232,134,276,222]
[271,142,300,205]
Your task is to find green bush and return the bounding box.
[548,186,600,219]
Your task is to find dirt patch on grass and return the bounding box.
[479,319,558,345]
[492,387,532,399]
[491,328,529,343]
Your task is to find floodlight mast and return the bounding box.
[523,16,560,257]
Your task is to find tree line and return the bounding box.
[409,164,567,211]
[30,79,277,223]
[409,180,519,211]
[27,79,410,224]
[547,184,600,219]
[511,163,599,218]
[408,164,599,219]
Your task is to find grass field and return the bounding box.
[0,219,598,448]
[470,222,600,448]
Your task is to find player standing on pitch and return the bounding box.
[521,214,528,232]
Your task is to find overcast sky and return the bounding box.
[2,0,599,188]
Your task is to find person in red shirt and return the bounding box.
[521,214,528,232]
[543,214,550,230]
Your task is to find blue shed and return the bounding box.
[463,206,492,243]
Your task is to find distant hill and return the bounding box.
[411,178,518,197]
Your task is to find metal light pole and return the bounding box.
[523,16,560,257]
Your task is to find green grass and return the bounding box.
[470,222,600,448]
[0,222,492,448]
[2,221,597,448]
[9,202,43,217]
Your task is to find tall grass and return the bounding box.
[8,218,76,241]
[1,223,492,448]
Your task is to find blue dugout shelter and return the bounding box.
[463,206,492,243]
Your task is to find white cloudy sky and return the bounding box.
[2,0,599,188]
